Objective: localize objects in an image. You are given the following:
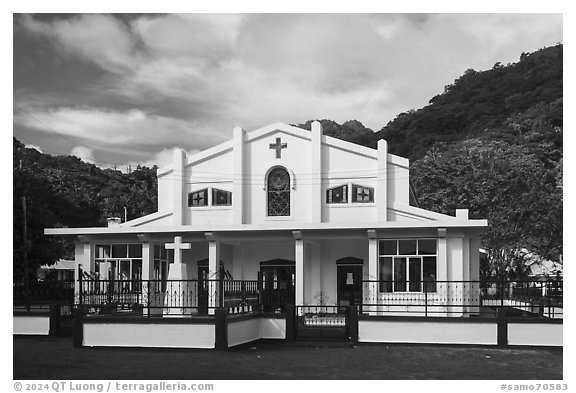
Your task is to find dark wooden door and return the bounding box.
[337,265,362,312]
[198,266,209,314]
[259,266,295,312]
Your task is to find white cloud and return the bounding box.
[132,14,244,60]
[20,14,139,73]
[14,106,225,152]
[15,13,563,163]
[125,147,202,170]
[71,146,96,164]
[25,144,43,153]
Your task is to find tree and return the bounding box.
[412,139,562,280]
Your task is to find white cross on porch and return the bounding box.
[164,236,192,317]
[165,236,191,265]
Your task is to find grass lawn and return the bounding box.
[13,336,562,380]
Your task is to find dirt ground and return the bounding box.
[13,336,562,380]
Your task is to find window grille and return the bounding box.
[267,167,290,216]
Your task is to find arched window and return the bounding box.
[267,167,291,216]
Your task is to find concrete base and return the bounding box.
[13,315,50,335]
[164,262,192,316]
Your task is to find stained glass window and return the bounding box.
[326,185,348,204]
[212,188,232,206]
[267,167,290,216]
[352,184,374,203]
[188,189,208,207]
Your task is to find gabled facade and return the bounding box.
[45,121,487,317]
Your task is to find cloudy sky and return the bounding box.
[13,13,563,168]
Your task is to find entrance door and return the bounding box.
[259,259,295,312]
[337,263,363,313]
[197,266,209,314]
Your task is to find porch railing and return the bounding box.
[71,277,562,318]
[76,278,262,316]
[360,279,563,318]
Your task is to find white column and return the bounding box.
[448,234,465,317]
[140,238,155,315]
[469,236,481,315]
[309,241,321,305]
[367,229,378,314]
[141,242,154,280]
[233,126,245,225]
[377,139,388,222]
[437,228,448,316]
[311,121,323,223]
[293,231,304,314]
[164,236,191,316]
[232,243,245,280]
[207,233,220,315]
[76,237,94,305]
[172,148,186,226]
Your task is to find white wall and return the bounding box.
[157,172,173,212]
[508,323,563,346]
[387,162,409,206]
[359,320,497,345]
[152,124,416,227]
[13,316,50,335]
[227,318,261,347]
[238,241,295,280]
[227,317,287,347]
[315,239,368,306]
[260,317,286,339]
[83,322,215,349]
[244,131,312,224]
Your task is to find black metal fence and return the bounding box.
[19,276,562,319]
[295,305,350,339]
[13,279,75,309]
[360,279,563,318]
[76,277,284,316]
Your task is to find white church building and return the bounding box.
[44,121,490,347]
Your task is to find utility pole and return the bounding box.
[19,159,29,306]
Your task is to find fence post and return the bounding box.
[497,307,508,348]
[424,281,428,317]
[219,268,225,309]
[285,305,296,341]
[215,308,228,350]
[348,305,359,342]
[78,266,83,307]
[147,279,152,316]
[73,306,83,348]
[49,304,61,336]
[500,277,505,308]
[257,271,263,311]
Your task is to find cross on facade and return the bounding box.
[165,236,191,264]
[193,193,204,206]
[269,137,288,159]
[358,188,370,201]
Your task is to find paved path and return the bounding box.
[13,336,562,380]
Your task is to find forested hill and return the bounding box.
[379,44,563,160]
[13,138,158,277]
[390,45,563,277]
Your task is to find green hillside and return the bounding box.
[379,44,562,161]
[13,138,158,279]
